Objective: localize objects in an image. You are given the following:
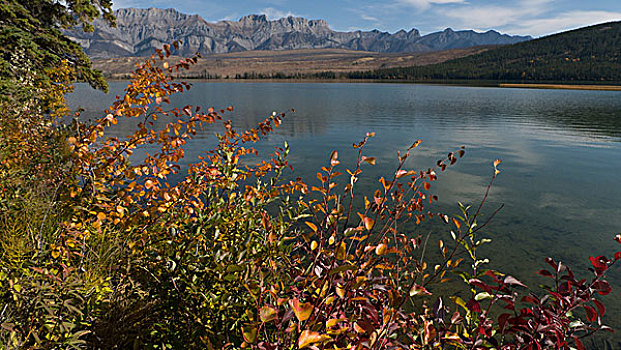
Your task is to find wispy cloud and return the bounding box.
[398,0,467,10]
[259,7,298,19]
[439,0,620,36]
[441,0,552,29]
[506,10,621,36]
[360,14,380,22]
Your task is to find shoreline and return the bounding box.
[103,78,621,91]
[498,83,621,91]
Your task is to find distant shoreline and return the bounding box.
[103,77,621,91]
[498,83,621,91]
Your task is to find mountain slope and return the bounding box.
[64,7,531,57]
[349,21,621,82]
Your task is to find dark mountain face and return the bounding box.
[65,7,532,58]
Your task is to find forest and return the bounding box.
[346,21,621,83]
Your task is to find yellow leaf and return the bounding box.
[336,241,347,260]
[305,221,318,232]
[288,298,313,322]
[242,325,257,344]
[375,243,387,256]
[326,318,346,328]
[259,305,278,323]
[298,330,329,349]
[336,284,346,298]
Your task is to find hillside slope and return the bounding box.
[349,21,621,82]
[93,47,491,79]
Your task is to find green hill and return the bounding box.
[347,21,621,83]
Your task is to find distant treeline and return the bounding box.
[346,21,621,82]
[105,21,621,84]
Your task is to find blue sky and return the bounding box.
[112,0,621,37]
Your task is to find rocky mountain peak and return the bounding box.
[239,14,268,24]
[64,7,531,58]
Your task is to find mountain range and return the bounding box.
[347,21,621,83]
[65,7,532,58]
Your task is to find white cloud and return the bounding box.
[507,10,621,36]
[440,0,620,36]
[398,0,468,10]
[361,14,380,22]
[260,7,298,19]
[441,0,553,29]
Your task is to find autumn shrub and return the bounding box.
[0,44,618,350]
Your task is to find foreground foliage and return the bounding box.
[0,45,618,349]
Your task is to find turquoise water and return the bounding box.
[68,82,621,345]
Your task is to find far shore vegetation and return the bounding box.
[100,20,621,90]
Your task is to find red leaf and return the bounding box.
[584,306,597,322]
[469,278,492,293]
[574,336,586,350]
[538,269,554,278]
[615,252,621,260]
[466,298,482,313]
[592,280,612,295]
[544,257,557,270]
[593,299,606,316]
[589,256,609,275]
[498,313,511,332]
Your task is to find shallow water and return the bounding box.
[68,82,621,344]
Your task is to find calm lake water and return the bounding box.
[68,82,621,344]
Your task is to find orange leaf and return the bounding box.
[375,243,387,256]
[493,159,502,175]
[409,139,422,149]
[336,284,346,298]
[242,325,257,344]
[362,216,375,231]
[298,330,329,349]
[288,298,313,322]
[330,150,339,166]
[362,156,376,165]
[259,305,278,323]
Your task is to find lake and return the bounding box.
[68,81,621,344]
